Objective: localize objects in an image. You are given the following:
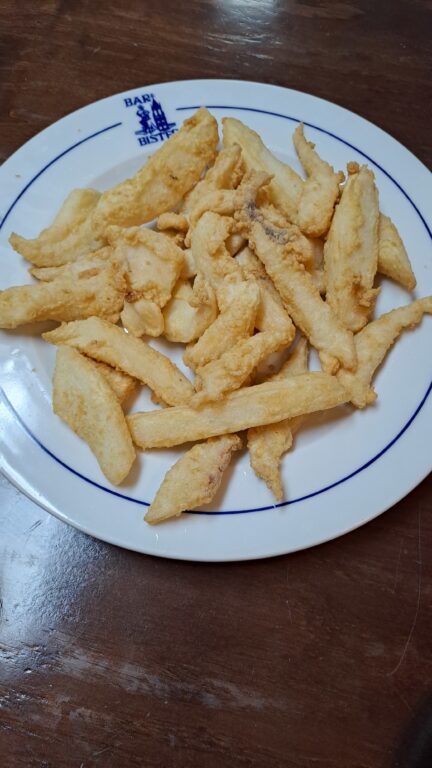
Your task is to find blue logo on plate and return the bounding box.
[124,93,177,147]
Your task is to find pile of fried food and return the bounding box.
[1,107,431,524]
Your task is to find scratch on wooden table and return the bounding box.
[92,744,113,758]
[392,537,404,593]
[388,509,422,677]
[68,705,113,728]
[60,645,284,711]
[391,682,414,715]
[291,1,364,21]
[285,567,293,624]
[9,109,48,124]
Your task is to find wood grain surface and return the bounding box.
[1,1,431,766]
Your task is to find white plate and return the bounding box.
[1,79,431,561]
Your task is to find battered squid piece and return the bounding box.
[324,165,380,332]
[87,360,138,404]
[106,225,184,309]
[223,117,303,222]
[293,123,344,237]
[191,248,295,405]
[120,299,164,338]
[306,238,326,295]
[156,212,189,249]
[92,107,219,233]
[127,372,349,449]
[235,246,295,333]
[179,249,197,280]
[237,203,357,373]
[255,280,295,334]
[256,199,290,229]
[247,338,309,501]
[163,277,217,343]
[378,213,416,291]
[189,271,215,309]
[337,297,432,408]
[183,277,260,371]
[225,233,246,256]
[183,211,263,371]
[192,324,294,406]
[156,212,189,233]
[9,188,102,267]
[235,244,267,279]
[256,199,317,271]
[53,347,136,486]
[28,246,113,281]
[181,144,244,215]
[29,265,65,282]
[189,212,241,301]
[43,316,194,407]
[0,255,126,329]
[145,434,242,524]
[187,169,271,227]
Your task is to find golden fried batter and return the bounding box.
[53,347,135,485]
[88,360,138,403]
[128,373,348,449]
[192,325,294,405]
[182,144,244,215]
[247,338,309,500]
[223,117,303,222]
[324,165,380,331]
[92,107,219,233]
[10,188,102,267]
[378,213,416,291]
[163,277,217,343]
[338,297,432,408]
[120,298,164,338]
[0,255,126,328]
[293,123,343,237]
[237,204,357,373]
[43,317,194,406]
[106,225,184,308]
[183,278,260,371]
[145,435,242,524]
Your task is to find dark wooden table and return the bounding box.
[1,2,431,766]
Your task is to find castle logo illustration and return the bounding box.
[124,93,177,147]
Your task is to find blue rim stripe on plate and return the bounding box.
[1,110,431,515]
